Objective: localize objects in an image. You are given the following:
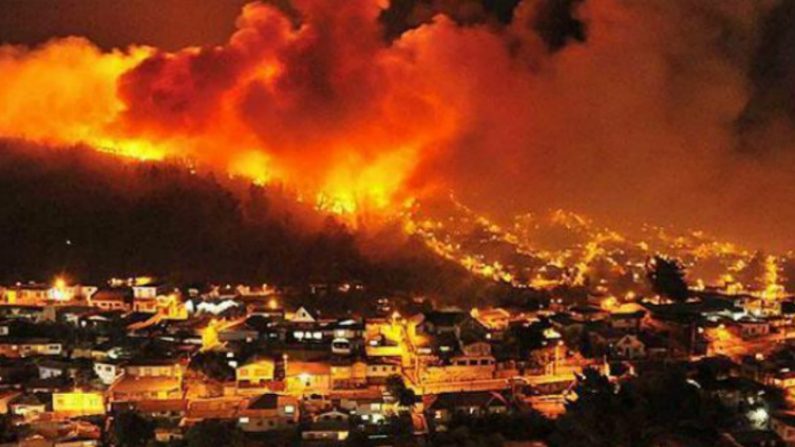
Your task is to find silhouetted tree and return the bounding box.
[386,374,417,407]
[0,413,16,443]
[184,420,246,447]
[551,367,730,447]
[189,352,235,381]
[646,256,689,302]
[110,410,155,447]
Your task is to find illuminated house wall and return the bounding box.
[236,359,275,386]
[53,391,105,416]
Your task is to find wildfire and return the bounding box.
[0,39,157,159]
[0,1,463,217]
[2,0,793,271]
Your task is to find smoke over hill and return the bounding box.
[1,0,795,250]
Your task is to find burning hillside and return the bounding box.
[3,0,795,249]
[405,193,795,305]
[0,140,500,302]
[0,138,793,313]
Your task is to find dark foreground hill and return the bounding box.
[0,139,497,303]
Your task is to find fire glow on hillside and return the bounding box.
[0,0,464,214]
[3,0,795,250]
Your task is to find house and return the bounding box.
[461,341,492,357]
[93,359,125,385]
[45,305,96,326]
[125,358,185,380]
[0,338,63,358]
[612,334,646,360]
[132,283,167,300]
[302,410,350,442]
[730,318,771,340]
[330,319,365,355]
[364,361,401,384]
[162,294,190,320]
[130,399,187,420]
[472,308,511,332]
[237,393,299,432]
[217,319,260,343]
[154,426,185,444]
[607,310,646,332]
[290,306,320,324]
[570,305,608,323]
[0,305,46,322]
[285,360,332,394]
[109,376,183,402]
[339,395,388,424]
[332,319,365,341]
[185,396,241,419]
[52,391,105,417]
[88,288,133,312]
[9,393,47,421]
[236,358,275,387]
[131,283,175,314]
[37,359,71,379]
[4,283,50,305]
[364,333,404,358]
[426,391,509,429]
[421,354,496,383]
[330,360,367,389]
[411,310,479,337]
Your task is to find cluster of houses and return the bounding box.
[2,278,795,445]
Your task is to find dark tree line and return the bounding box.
[0,141,488,301]
[550,367,732,447]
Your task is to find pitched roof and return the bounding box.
[247,393,278,410]
[91,288,133,303]
[422,311,468,327]
[110,376,181,394]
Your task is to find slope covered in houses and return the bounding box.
[1,270,795,446]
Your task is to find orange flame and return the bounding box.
[0,1,462,216]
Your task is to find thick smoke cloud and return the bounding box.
[1,0,795,249]
[409,0,795,249]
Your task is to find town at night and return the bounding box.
[2,0,795,446]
